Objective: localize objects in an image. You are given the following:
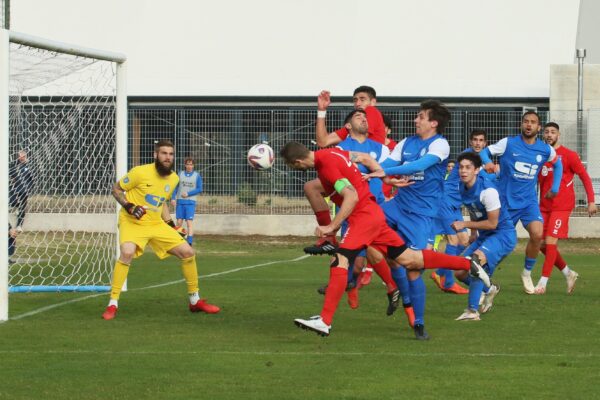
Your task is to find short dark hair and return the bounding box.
[544,122,560,130]
[155,139,174,151]
[280,142,310,165]
[353,85,376,99]
[420,100,451,133]
[447,159,456,165]
[457,152,482,169]
[184,157,194,164]
[469,129,487,141]
[382,113,392,130]
[522,110,541,123]
[344,109,367,124]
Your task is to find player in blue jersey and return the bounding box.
[431,130,490,294]
[171,158,203,246]
[479,111,563,294]
[451,152,517,320]
[367,100,455,340]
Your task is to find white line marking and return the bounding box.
[7,254,310,321]
[0,349,595,358]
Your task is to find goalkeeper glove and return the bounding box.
[124,203,146,219]
[166,219,187,238]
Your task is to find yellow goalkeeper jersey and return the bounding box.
[118,163,179,225]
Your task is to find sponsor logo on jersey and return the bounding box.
[514,161,539,179]
[145,194,166,208]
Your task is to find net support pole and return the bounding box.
[576,48,586,158]
[116,60,128,292]
[0,29,10,322]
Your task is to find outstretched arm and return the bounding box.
[545,156,563,198]
[348,151,384,173]
[315,90,343,148]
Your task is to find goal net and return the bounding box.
[1,30,127,319]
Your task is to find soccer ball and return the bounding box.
[247,143,274,170]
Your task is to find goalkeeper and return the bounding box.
[102,140,220,320]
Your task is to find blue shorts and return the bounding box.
[462,229,517,275]
[175,203,196,220]
[432,205,466,236]
[382,202,432,250]
[507,202,543,229]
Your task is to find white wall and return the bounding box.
[11,0,580,97]
[22,213,600,238]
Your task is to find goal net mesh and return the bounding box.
[8,41,117,292]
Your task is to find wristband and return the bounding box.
[317,110,327,119]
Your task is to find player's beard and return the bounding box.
[155,159,173,176]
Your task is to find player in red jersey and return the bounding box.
[306,87,387,255]
[280,138,489,338]
[535,122,597,294]
[315,86,386,147]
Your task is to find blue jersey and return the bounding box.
[460,175,514,237]
[337,136,389,204]
[443,148,498,209]
[388,134,449,217]
[486,135,556,210]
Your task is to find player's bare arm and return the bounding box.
[315,90,342,148]
[348,151,383,173]
[315,184,358,237]
[385,176,415,188]
[452,209,500,232]
[111,181,130,208]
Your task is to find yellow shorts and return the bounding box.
[119,215,186,259]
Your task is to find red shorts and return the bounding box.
[542,210,571,239]
[340,207,405,252]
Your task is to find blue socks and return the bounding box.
[468,278,484,310]
[408,274,426,326]
[524,257,537,272]
[391,266,411,305]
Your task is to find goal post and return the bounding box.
[0,29,127,321]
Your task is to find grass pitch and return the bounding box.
[1,236,599,399]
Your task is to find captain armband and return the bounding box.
[334,178,352,194]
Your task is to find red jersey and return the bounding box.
[314,148,377,212]
[538,145,595,212]
[335,106,386,145]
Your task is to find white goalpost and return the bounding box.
[0,29,127,321]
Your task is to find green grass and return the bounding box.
[1,237,599,399]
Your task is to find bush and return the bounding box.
[237,182,257,206]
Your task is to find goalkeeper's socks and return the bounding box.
[181,256,199,293]
[110,260,130,300]
[189,292,200,305]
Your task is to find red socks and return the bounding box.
[541,244,557,278]
[541,245,567,271]
[422,249,469,271]
[370,260,397,292]
[320,267,347,325]
[315,210,331,226]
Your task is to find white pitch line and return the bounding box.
[7,254,310,321]
[0,349,596,358]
